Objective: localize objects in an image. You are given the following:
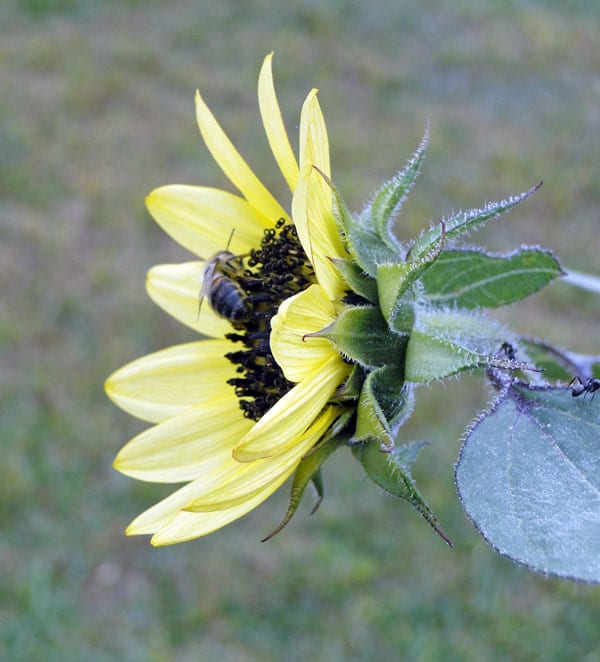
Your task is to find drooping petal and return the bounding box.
[145,262,231,337]
[293,92,346,299]
[258,52,299,193]
[125,473,277,542]
[186,406,339,511]
[195,90,290,223]
[150,478,288,546]
[146,185,270,258]
[270,284,338,383]
[233,355,349,462]
[114,398,253,483]
[105,340,237,424]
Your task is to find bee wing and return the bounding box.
[198,259,218,320]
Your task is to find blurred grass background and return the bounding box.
[1,0,600,659]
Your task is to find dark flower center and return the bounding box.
[225,219,314,420]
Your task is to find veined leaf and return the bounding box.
[422,248,563,308]
[456,382,600,582]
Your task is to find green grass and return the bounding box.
[1,0,600,659]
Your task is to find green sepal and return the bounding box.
[322,305,408,370]
[376,222,445,332]
[354,366,414,448]
[261,413,352,542]
[352,439,452,546]
[336,363,367,401]
[330,258,379,304]
[422,248,563,309]
[405,308,511,382]
[359,127,428,252]
[409,182,542,259]
[315,167,401,277]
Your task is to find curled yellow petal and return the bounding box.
[125,474,279,543]
[186,406,339,511]
[149,480,286,546]
[293,92,346,300]
[270,284,338,383]
[233,355,349,462]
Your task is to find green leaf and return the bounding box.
[421,248,563,308]
[330,258,379,303]
[352,439,452,546]
[359,127,428,251]
[405,308,511,382]
[409,182,541,259]
[322,306,408,370]
[262,415,351,542]
[456,382,600,582]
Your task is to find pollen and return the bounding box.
[225,219,315,420]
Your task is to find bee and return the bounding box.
[199,250,251,323]
[568,376,600,400]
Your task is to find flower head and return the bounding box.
[107,54,548,547]
[106,54,351,545]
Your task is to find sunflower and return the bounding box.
[105,54,352,545]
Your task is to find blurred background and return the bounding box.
[2,0,599,659]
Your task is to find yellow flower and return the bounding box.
[105,54,351,545]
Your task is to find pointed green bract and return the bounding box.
[354,367,413,447]
[352,439,451,546]
[324,168,401,277]
[376,222,445,331]
[359,128,428,252]
[456,383,600,582]
[409,183,541,260]
[330,258,379,304]
[422,248,563,308]
[322,306,408,369]
[262,419,351,542]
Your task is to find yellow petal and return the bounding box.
[145,262,231,337]
[186,405,339,511]
[233,355,349,462]
[105,340,237,424]
[149,478,287,545]
[293,92,346,299]
[270,285,338,383]
[124,474,269,538]
[114,398,253,483]
[195,89,289,223]
[299,89,330,179]
[146,185,270,258]
[258,52,299,193]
